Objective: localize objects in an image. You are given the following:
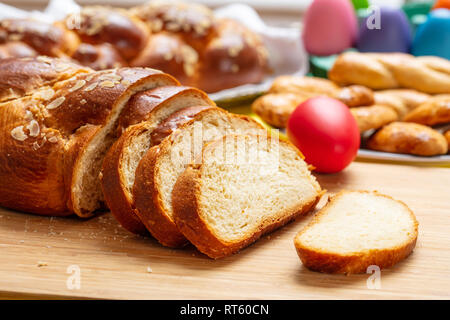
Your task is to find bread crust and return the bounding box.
[294,190,419,274]
[101,86,214,234]
[376,89,430,112]
[367,122,448,156]
[0,57,180,217]
[101,124,149,235]
[133,109,263,247]
[329,52,450,94]
[133,144,189,247]
[251,93,307,128]
[252,75,375,129]
[350,105,398,132]
[445,131,450,151]
[0,2,269,93]
[172,136,323,259]
[403,95,450,126]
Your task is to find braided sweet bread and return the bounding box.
[251,76,374,128]
[0,1,268,93]
[367,122,448,156]
[0,56,183,216]
[329,52,450,94]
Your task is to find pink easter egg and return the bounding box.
[303,0,357,56]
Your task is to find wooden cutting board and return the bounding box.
[0,161,449,300]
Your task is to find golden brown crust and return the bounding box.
[71,43,126,70]
[403,95,450,126]
[251,93,307,128]
[329,52,450,94]
[66,6,150,61]
[172,137,322,259]
[294,190,419,274]
[374,92,409,118]
[100,124,149,235]
[117,85,213,134]
[150,105,215,146]
[350,105,398,132]
[0,97,70,215]
[252,76,374,129]
[367,122,448,156]
[445,131,450,151]
[195,19,268,93]
[0,1,269,93]
[270,75,339,96]
[0,41,37,59]
[130,32,196,86]
[335,85,375,107]
[133,109,263,247]
[101,85,215,234]
[0,19,80,57]
[375,89,431,112]
[270,76,374,106]
[0,57,181,217]
[101,104,215,235]
[63,124,101,214]
[0,56,91,103]
[133,144,189,247]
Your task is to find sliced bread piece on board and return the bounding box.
[101,86,215,235]
[294,190,419,274]
[133,108,264,247]
[172,134,323,259]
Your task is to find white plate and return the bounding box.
[357,149,450,164]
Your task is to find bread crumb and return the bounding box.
[37,261,48,267]
[146,266,153,273]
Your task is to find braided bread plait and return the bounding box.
[0,56,180,216]
[329,52,450,94]
[0,1,269,93]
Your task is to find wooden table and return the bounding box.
[0,161,449,300]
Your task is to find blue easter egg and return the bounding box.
[412,9,450,59]
[357,7,412,53]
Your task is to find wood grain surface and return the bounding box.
[0,161,449,300]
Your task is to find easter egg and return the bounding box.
[357,7,412,53]
[433,0,450,10]
[303,0,357,56]
[412,9,450,60]
[287,97,360,173]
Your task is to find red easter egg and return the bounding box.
[287,97,360,173]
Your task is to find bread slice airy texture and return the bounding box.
[172,134,322,258]
[100,87,215,234]
[294,190,419,274]
[133,108,264,247]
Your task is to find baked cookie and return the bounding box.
[350,105,398,133]
[251,93,307,128]
[375,89,431,112]
[367,122,448,156]
[445,131,450,151]
[270,75,374,107]
[269,75,339,97]
[373,92,409,119]
[403,95,450,126]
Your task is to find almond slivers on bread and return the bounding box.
[294,190,419,274]
[172,134,323,259]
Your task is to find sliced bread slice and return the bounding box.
[172,134,323,258]
[101,86,215,234]
[132,108,264,247]
[294,190,419,274]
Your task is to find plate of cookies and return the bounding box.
[249,51,450,164]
